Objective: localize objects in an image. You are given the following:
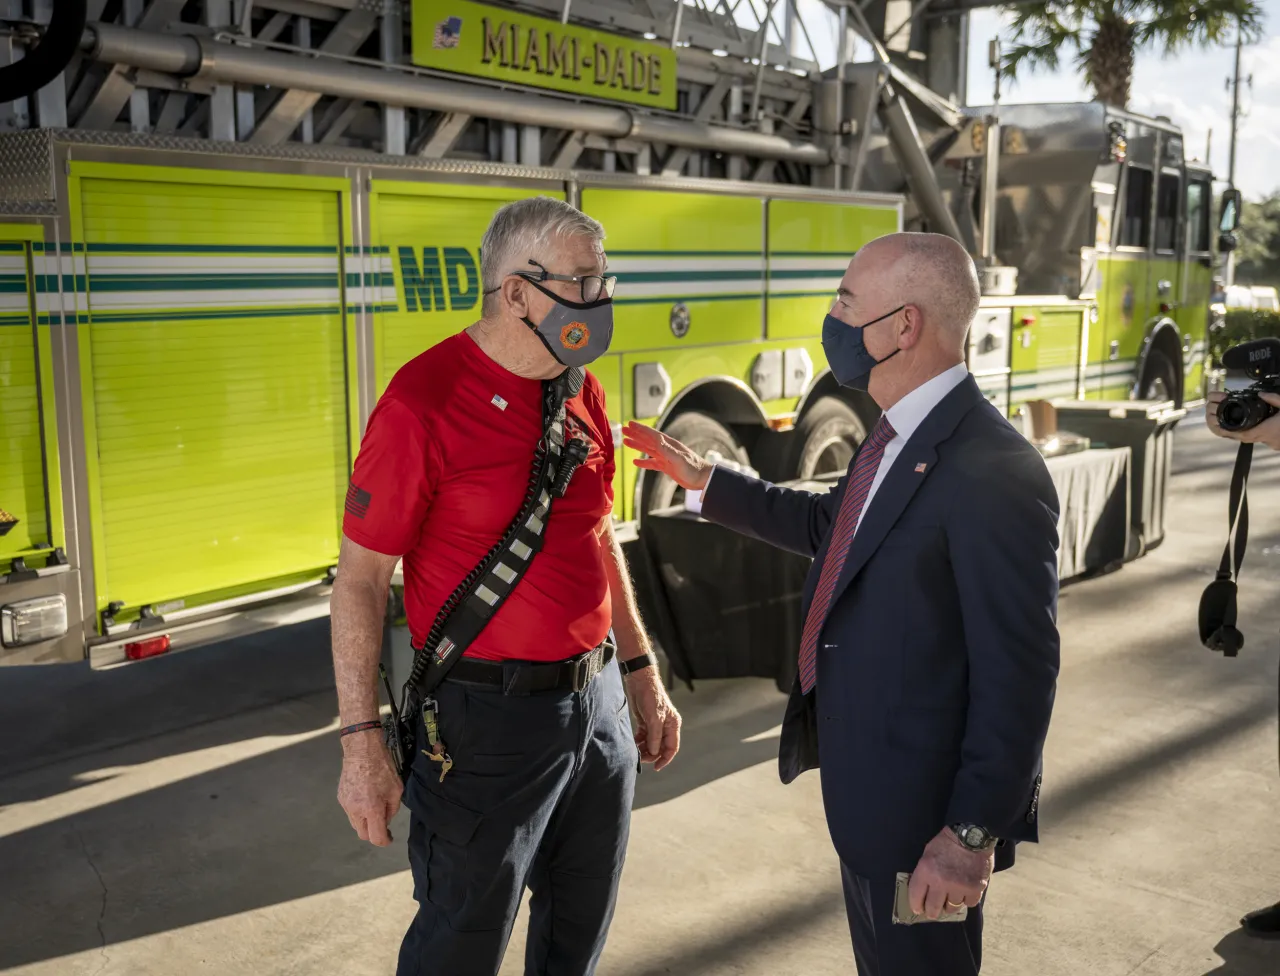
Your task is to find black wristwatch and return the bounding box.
[618,651,657,676]
[948,823,997,852]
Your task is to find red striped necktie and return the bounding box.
[796,415,897,694]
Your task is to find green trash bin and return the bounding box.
[1049,399,1186,560]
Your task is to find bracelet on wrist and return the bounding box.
[619,651,657,676]
[339,720,384,738]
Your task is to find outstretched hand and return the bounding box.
[621,421,714,491]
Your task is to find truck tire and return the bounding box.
[1138,350,1180,406]
[640,411,749,514]
[756,396,867,483]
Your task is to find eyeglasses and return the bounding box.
[514,259,617,303]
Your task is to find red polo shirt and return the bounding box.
[342,331,615,662]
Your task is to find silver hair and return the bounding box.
[480,196,605,315]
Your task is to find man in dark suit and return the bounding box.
[623,232,1060,975]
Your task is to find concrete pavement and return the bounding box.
[2,410,1279,975]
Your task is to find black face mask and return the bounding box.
[821,305,903,390]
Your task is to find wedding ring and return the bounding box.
[945,899,964,908]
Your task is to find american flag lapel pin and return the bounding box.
[491,394,508,411]
[914,462,928,473]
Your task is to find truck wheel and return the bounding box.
[1139,351,1180,406]
[793,397,867,480]
[755,397,867,483]
[640,411,749,514]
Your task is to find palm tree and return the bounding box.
[1001,0,1264,108]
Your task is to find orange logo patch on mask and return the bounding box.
[560,322,590,350]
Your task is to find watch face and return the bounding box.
[956,825,989,849]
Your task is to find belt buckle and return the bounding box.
[571,648,600,692]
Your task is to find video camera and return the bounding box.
[1216,338,1280,432]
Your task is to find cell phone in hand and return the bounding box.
[891,872,969,925]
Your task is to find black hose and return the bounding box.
[0,0,88,104]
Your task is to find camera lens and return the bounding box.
[1217,394,1273,432]
[1218,398,1249,431]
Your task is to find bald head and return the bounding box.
[854,232,980,350]
[828,232,979,408]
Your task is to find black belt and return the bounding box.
[444,643,615,695]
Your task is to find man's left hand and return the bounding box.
[623,664,681,771]
[908,827,995,920]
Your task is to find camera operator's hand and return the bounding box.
[1206,391,1280,450]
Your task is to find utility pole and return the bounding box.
[1226,19,1243,286]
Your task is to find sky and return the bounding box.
[965,1,1280,200]
[730,0,1280,201]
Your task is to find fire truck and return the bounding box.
[0,0,1223,668]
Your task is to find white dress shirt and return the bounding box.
[697,363,969,531]
[853,362,968,536]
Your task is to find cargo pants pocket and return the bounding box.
[408,781,482,915]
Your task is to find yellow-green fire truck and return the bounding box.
[0,6,1225,668]
[0,110,1222,667]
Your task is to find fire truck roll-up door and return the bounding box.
[0,239,51,564]
[73,165,354,643]
[1,229,78,665]
[582,186,763,517]
[765,198,898,342]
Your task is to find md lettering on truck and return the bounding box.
[480,17,662,95]
[398,246,480,313]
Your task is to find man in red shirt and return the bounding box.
[330,196,681,976]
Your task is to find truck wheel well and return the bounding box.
[659,378,770,452]
[1141,325,1184,406]
[796,371,880,429]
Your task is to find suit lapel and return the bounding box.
[826,375,986,607]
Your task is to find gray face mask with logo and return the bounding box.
[520,278,615,368]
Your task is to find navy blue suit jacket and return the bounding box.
[700,375,1060,877]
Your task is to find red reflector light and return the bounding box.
[125,634,171,660]
[1020,315,1036,326]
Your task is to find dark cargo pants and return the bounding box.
[396,659,638,976]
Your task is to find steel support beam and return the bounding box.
[520,124,541,166]
[250,8,378,144]
[551,131,586,169]
[317,99,362,143]
[154,91,189,131]
[77,66,134,130]
[663,75,732,176]
[206,0,236,139]
[416,111,471,157]
[296,16,313,141]
[380,0,405,155]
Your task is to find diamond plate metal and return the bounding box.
[0,199,58,216]
[0,129,56,202]
[0,128,900,208]
[1,126,576,181]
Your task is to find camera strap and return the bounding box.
[1198,442,1253,656]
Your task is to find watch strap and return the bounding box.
[618,651,657,676]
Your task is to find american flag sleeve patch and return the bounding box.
[345,482,372,519]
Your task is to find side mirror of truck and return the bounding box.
[1220,189,1242,233]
